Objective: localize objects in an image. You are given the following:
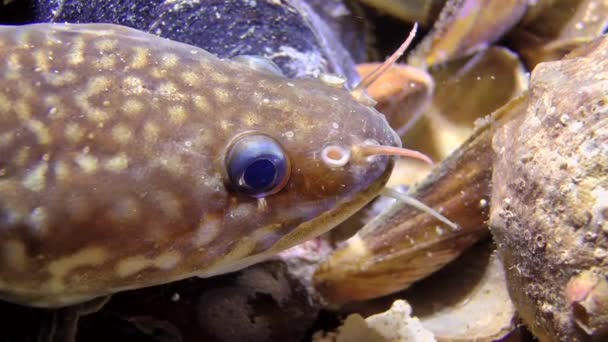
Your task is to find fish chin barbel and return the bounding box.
[348,23,457,229]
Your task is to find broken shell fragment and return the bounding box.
[313,300,436,342]
[313,95,529,305]
[490,35,608,341]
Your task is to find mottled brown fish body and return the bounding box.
[0,24,399,307]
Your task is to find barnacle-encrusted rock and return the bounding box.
[490,36,608,341]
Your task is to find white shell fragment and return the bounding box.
[313,300,436,342]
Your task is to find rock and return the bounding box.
[77,261,320,342]
[490,35,608,341]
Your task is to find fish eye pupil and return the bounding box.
[243,158,277,190]
[225,133,291,198]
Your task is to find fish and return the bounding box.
[0,23,430,307]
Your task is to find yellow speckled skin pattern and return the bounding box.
[0,23,400,307]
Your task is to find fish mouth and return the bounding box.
[194,148,397,282]
[265,159,395,255]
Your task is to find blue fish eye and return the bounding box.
[225,133,290,197]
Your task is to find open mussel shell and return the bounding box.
[354,0,446,25]
[490,35,608,341]
[387,46,527,189]
[355,46,528,190]
[313,95,529,304]
[507,0,608,69]
[407,0,528,68]
[410,243,517,341]
[357,63,435,137]
[405,46,528,161]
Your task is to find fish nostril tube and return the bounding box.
[321,145,351,168]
